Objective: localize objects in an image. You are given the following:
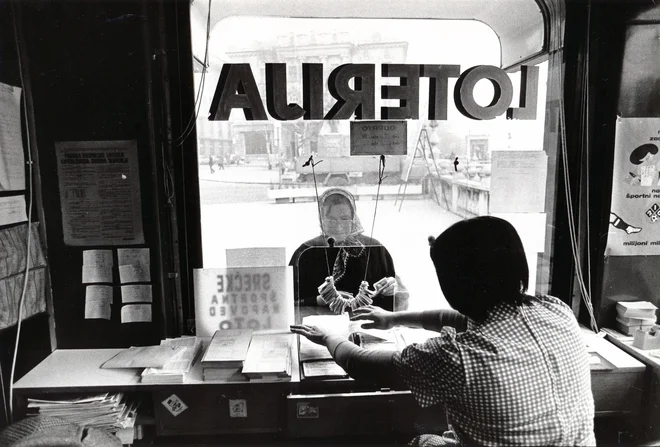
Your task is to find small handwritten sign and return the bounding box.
[194,267,292,337]
[350,120,407,156]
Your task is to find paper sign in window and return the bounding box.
[85,285,112,320]
[121,284,152,303]
[490,151,548,213]
[121,304,152,323]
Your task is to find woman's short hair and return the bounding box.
[430,216,529,322]
[322,193,353,217]
[630,143,658,165]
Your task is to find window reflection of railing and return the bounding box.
[426,174,490,218]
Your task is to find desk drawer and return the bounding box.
[592,370,645,414]
[286,390,445,438]
[154,386,285,436]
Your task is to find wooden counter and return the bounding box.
[13,330,647,438]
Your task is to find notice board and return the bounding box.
[55,140,145,246]
[350,121,407,156]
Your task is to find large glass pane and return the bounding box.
[192,17,551,319]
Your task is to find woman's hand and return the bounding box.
[350,305,396,330]
[290,324,329,346]
[374,277,397,296]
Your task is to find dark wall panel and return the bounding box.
[23,1,163,348]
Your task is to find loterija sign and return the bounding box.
[209,63,539,122]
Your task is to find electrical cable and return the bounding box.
[303,156,331,276]
[8,1,35,422]
[363,156,386,282]
[0,357,8,425]
[173,0,211,147]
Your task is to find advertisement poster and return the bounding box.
[55,140,144,246]
[193,267,293,337]
[607,118,660,255]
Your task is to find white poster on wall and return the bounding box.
[55,140,144,246]
[193,267,293,337]
[0,82,25,192]
[607,117,660,255]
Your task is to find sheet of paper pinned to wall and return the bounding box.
[85,285,112,320]
[55,140,144,246]
[118,248,150,283]
[82,249,113,284]
[121,284,152,303]
[0,196,27,227]
[0,82,25,192]
[82,265,113,284]
[83,249,113,267]
[490,151,548,213]
[0,223,46,280]
[121,303,152,323]
[0,269,47,330]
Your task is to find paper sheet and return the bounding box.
[0,223,47,279]
[121,284,152,303]
[302,360,347,378]
[490,151,548,213]
[83,249,113,267]
[0,83,25,191]
[118,264,150,284]
[121,304,152,323]
[0,195,27,226]
[101,345,185,369]
[55,140,144,246]
[85,285,113,320]
[82,265,113,284]
[0,268,47,330]
[117,248,150,267]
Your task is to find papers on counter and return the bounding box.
[102,344,185,369]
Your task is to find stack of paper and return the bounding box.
[26,393,139,437]
[200,329,252,381]
[242,330,293,381]
[101,344,186,369]
[615,301,658,335]
[141,336,203,383]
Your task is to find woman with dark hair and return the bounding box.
[289,187,407,312]
[291,216,595,446]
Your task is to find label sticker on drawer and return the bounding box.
[229,399,247,418]
[297,402,319,418]
[162,394,188,417]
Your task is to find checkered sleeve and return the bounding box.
[392,327,464,408]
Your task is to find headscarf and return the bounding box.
[317,188,366,284]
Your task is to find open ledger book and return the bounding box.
[298,314,437,380]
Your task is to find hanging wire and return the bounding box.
[9,1,35,422]
[173,0,211,147]
[363,155,387,282]
[558,38,599,333]
[303,156,331,277]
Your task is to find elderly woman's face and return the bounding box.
[322,203,353,242]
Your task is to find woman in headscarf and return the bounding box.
[289,187,404,312]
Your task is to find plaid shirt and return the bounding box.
[393,295,595,446]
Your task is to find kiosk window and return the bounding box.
[191,16,553,311]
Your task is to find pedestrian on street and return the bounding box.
[209,154,215,174]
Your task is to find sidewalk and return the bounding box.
[200,165,282,184]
